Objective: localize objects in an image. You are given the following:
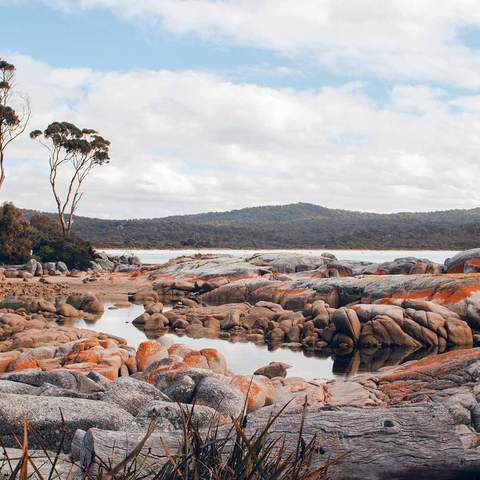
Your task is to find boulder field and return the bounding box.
[2,346,480,479]
[5,250,480,478]
[135,298,474,354]
[149,251,480,322]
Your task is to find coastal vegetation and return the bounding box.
[31,202,480,250]
[0,58,102,269]
[0,203,95,268]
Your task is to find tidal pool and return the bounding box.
[70,303,339,380]
[69,303,454,381]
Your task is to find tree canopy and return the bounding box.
[0,58,30,190]
[30,121,110,235]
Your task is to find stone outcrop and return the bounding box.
[445,248,480,273]
[90,252,142,273]
[0,394,133,450]
[76,348,480,480]
[198,273,480,325]
[145,297,474,357]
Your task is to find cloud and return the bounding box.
[2,53,480,218]
[33,0,480,88]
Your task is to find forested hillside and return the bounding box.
[23,203,480,249]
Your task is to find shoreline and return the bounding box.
[98,246,461,252]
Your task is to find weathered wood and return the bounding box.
[80,402,480,480]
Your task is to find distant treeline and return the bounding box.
[22,202,480,249]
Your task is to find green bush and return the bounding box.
[0,205,95,269]
[34,235,95,270]
[0,203,33,264]
[30,213,96,270]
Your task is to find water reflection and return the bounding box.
[65,303,468,381]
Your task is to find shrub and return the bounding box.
[0,203,33,264]
[31,213,96,270]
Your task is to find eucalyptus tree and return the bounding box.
[0,58,31,191]
[30,122,110,236]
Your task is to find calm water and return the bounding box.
[71,304,336,381]
[86,249,461,379]
[71,304,446,381]
[102,248,459,266]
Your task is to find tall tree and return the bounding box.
[30,122,110,236]
[0,59,31,191]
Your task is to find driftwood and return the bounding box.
[79,402,480,480]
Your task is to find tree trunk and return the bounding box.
[0,149,5,191]
[78,403,480,480]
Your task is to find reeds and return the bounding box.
[0,399,333,480]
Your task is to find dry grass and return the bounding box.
[0,400,334,480]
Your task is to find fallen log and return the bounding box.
[79,402,480,480]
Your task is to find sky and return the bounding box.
[2,1,480,219]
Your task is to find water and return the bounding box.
[85,249,463,379]
[102,248,459,266]
[70,304,448,381]
[71,304,336,381]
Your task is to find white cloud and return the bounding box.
[2,53,480,218]
[33,0,480,88]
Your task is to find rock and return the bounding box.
[445,248,480,273]
[0,394,133,451]
[24,259,43,276]
[254,362,290,379]
[144,313,169,330]
[136,341,168,371]
[145,302,164,314]
[332,308,361,344]
[102,377,171,416]
[4,269,19,279]
[35,383,102,400]
[220,309,242,330]
[230,375,267,412]
[268,327,285,343]
[132,313,150,326]
[0,379,37,394]
[66,292,104,314]
[0,370,105,396]
[194,376,245,417]
[56,261,69,273]
[200,348,227,374]
[43,262,57,273]
[163,375,196,403]
[57,303,82,317]
[131,289,159,303]
[134,401,218,432]
[359,315,422,348]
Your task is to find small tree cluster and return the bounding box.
[0,57,111,244]
[0,204,96,268]
[0,203,33,264]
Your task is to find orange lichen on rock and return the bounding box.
[433,283,480,304]
[200,348,227,374]
[64,350,102,365]
[136,340,168,371]
[0,356,15,373]
[8,356,40,371]
[257,288,308,296]
[231,375,266,412]
[178,351,208,370]
[379,348,480,384]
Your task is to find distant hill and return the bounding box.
[23,203,480,249]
